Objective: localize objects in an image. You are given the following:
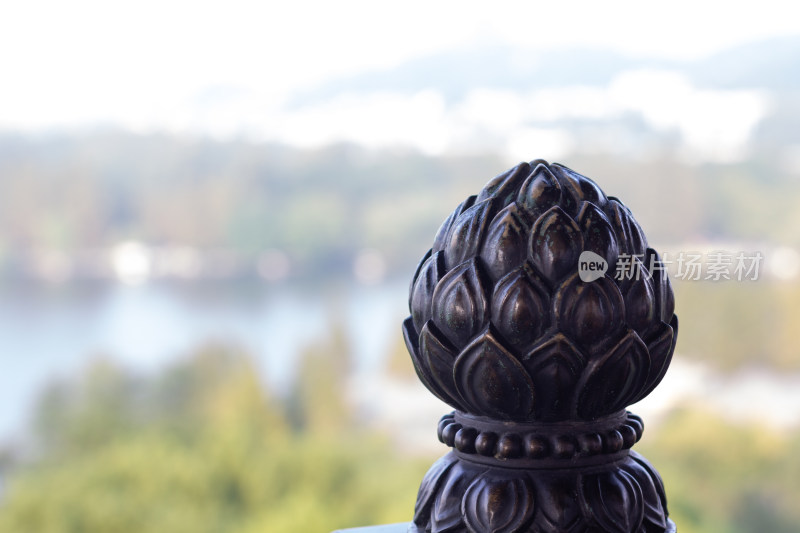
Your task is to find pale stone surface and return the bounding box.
[332,523,410,533]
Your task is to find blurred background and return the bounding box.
[2,1,800,532]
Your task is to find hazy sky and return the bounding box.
[2,1,799,158]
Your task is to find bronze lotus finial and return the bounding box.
[404,160,677,533]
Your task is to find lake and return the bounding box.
[0,279,410,447]
[3,279,800,452]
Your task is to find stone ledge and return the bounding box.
[333,523,410,533]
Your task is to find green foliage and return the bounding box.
[639,408,800,533]
[8,347,800,533]
[674,279,800,370]
[3,327,800,532]
[0,339,430,533]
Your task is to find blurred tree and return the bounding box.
[675,280,800,371]
[287,322,353,434]
[0,341,429,533]
[639,407,800,533]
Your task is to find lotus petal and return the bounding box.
[533,476,581,531]
[409,249,431,309]
[529,206,584,282]
[410,251,446,333]
[646,248,675,322]
[431,259,489,349]
[477,162,532,206]
[577,201,619,268]
[480,203,532,281]
[413,453,458,526]
[433,195,476,253]
[575,329,650,419]
[444,198,497,269]
[477,165,515,202]
[555,273,624,349]
[431,460,474,533]
[637,316,677,401]
[516,163,562,219]
[629,450,669,517]
[621,270,657,335]
[462,475,535,533]
[420,321,463,409]
[579,469,644,533]
[551,163,608,208]
[614,254,648,297]
[524,333,586,420]
[491,267,548,353]
[454,328,535,419]
[404,317,453,406]
[605,199,647,257]
[621,456,667,530]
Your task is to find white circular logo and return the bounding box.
[578,251,608,282]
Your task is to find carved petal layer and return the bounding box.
[480,203,531,281]
[409,248,431,308]
[477,162,532,206]
[646,247,675,323]
[575,329,650,419]
[621,270,657,336]
[533,475,581,531]
[462,475,535,533]
[637,316,677,402]
[413,453,458,526]
[605,199,647,257]
[419,321,463,409]
[454,329,535,419]
[404,317,452,406]
[433,195,476,253]
[431,258,489,349]
[445,198,496,269]
[431,460,474,533]
[555,273,624,350]
[630,450,670,519]
[577,201,619,269]
[580,469,644,533]
[516,163,562,219]
[410,251,445,333]
[621,455,668,531]
[529,206,584,282]
[551,163,608,208]
[491,267,548,354]
[524,334,586,420]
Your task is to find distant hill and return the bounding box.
[0,130,798,283]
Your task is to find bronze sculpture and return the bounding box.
[403,160,678,532]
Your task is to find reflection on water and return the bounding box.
[0,280,408,445]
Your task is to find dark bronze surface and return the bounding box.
[404,160,678,532]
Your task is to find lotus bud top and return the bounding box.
[404,160,678,533]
